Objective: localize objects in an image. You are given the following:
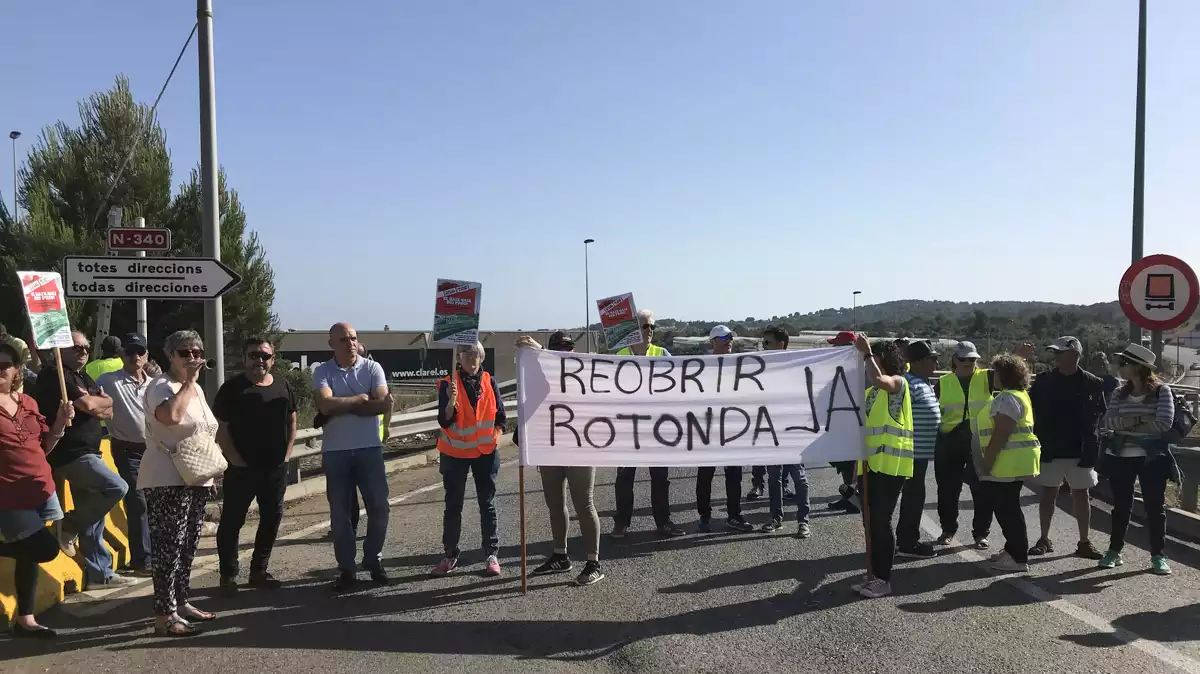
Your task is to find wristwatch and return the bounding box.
[863,351,874,361]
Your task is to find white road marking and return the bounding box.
[919,514,1200,674]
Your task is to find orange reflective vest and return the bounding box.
[436,370,499,459]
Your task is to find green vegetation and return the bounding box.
[0,76,278,363]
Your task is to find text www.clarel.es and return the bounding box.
[391,369,449,378]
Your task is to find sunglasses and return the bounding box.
[176,348,205,359]
[246,351,274,362]
[0,361,15,371]
[72,344,91,353]
[642,324,655,330]
[123,346,147,357]
[714,335,732,342]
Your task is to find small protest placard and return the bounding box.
[18,271,74,349]
[432,279,482,346]
[596,292,642,352]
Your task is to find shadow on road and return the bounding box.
[1060,602,1200,648]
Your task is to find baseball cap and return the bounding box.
[906,339,939,362]
[547,331,575,351]
[709,325,734,341]
[953,341,981,359]
[1047,336,1083,353]
[120,332,148,350]
[828,331,857,345]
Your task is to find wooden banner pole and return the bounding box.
[54,347,71,428]
[519,463,528,595]
[860,462,873,580]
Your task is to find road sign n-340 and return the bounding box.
[62,256,241,300]
[107,227,172,252]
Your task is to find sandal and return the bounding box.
[179,604,218,622]
[154,616,197,637]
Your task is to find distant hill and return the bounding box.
[788,300,1125,331]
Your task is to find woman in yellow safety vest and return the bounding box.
[971,353,1040,574]
[852,334,913,600]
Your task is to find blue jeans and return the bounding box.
[53,454,128,584]
[323,447,390,573]
[111,440,152,568]
[768,464,810,524]
[440,451,500,558]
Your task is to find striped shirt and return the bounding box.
[1103,384,1175,458]
[904,372,941,461]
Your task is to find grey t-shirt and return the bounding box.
[313,356,387,452]
[96,369,151,443]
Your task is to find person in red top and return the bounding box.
[0,342,74,638]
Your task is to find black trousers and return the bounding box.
[750,465,790,491]
[896,459,929,549]
[615,467,671,528]
[0,528,59,616]
[935,433,994,539]
[696,466,743,520]
[217,463,288,577]
[860,470,906,582]
[977,480,1028,563]
[1108,454,1170,556]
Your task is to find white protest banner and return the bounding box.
[516,346,867,467]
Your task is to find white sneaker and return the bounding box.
[54,522,77,557]
[858,579,892,599]
[989,552,1028,573]
[850,575,871,593]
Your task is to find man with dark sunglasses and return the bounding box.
[695,326,754,533]
[96,333,154,572]
[214,336,298,596]
[933,341,996,549]
[32,330,132,589]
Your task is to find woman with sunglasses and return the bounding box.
[517,332,605,586]
[139,330,220,636]
[1098,344,1176,575]
[0,341,73,637]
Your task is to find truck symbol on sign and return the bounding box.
[1145,273,1175,311]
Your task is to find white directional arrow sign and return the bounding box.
[62,256,242,300]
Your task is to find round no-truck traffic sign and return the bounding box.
[1118,254,1199,332]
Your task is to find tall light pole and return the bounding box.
[852,290,862,331]
[1130,0,1149,353]
[198,0,225,393]
[584,238,595,353]
[8,131,19,218]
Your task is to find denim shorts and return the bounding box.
[0,493,64,543]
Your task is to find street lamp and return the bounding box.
[584,238,595,353]
[8,131,19,219]
[852,290,862,331]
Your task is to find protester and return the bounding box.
[825,330,861,513]
[0,322,32,367]
[852,334,913,599]
[757,326,810,536]
[1098,344,1176,575]
[84,335,124,382]
[895,340,941,559]
[521,332,605,586]
[32,330,132,589]
[972,354,1041,573]
[612,310,685,538]
[1089,352,1121,401]
[96,332,153,573]
[140,330,219,636]
[934,341,995,549]
[1028,336,1107,560]
[694,326,754,533]
[0,342,73,638]
[215,337,297,596]
[431,340,506,577]
[313,322,393,591]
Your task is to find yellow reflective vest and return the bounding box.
[972,390,1040,479]
[863,382,914,477]
[617,344,666,356]
[938,369,991,432]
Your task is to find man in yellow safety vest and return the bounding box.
[611,310,684,538]
[933,341,996,550]
[852,334,914,599]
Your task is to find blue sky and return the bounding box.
[3,1,1198,331]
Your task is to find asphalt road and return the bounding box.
[4,446,1200,674]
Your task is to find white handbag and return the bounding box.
[167,429,228,486]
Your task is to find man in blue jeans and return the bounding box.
[313,322,393,592]
[33,330,132,589]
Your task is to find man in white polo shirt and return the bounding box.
[313,322,394,592]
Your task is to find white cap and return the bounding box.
[709,325,734,340]
[954,341,981,359]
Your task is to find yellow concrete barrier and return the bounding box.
[1,439,130,620]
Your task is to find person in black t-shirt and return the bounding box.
[214,337,297,596]
[32,331,132,589]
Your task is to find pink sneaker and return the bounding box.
[431,556,458,577]
[483,555,502,577]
